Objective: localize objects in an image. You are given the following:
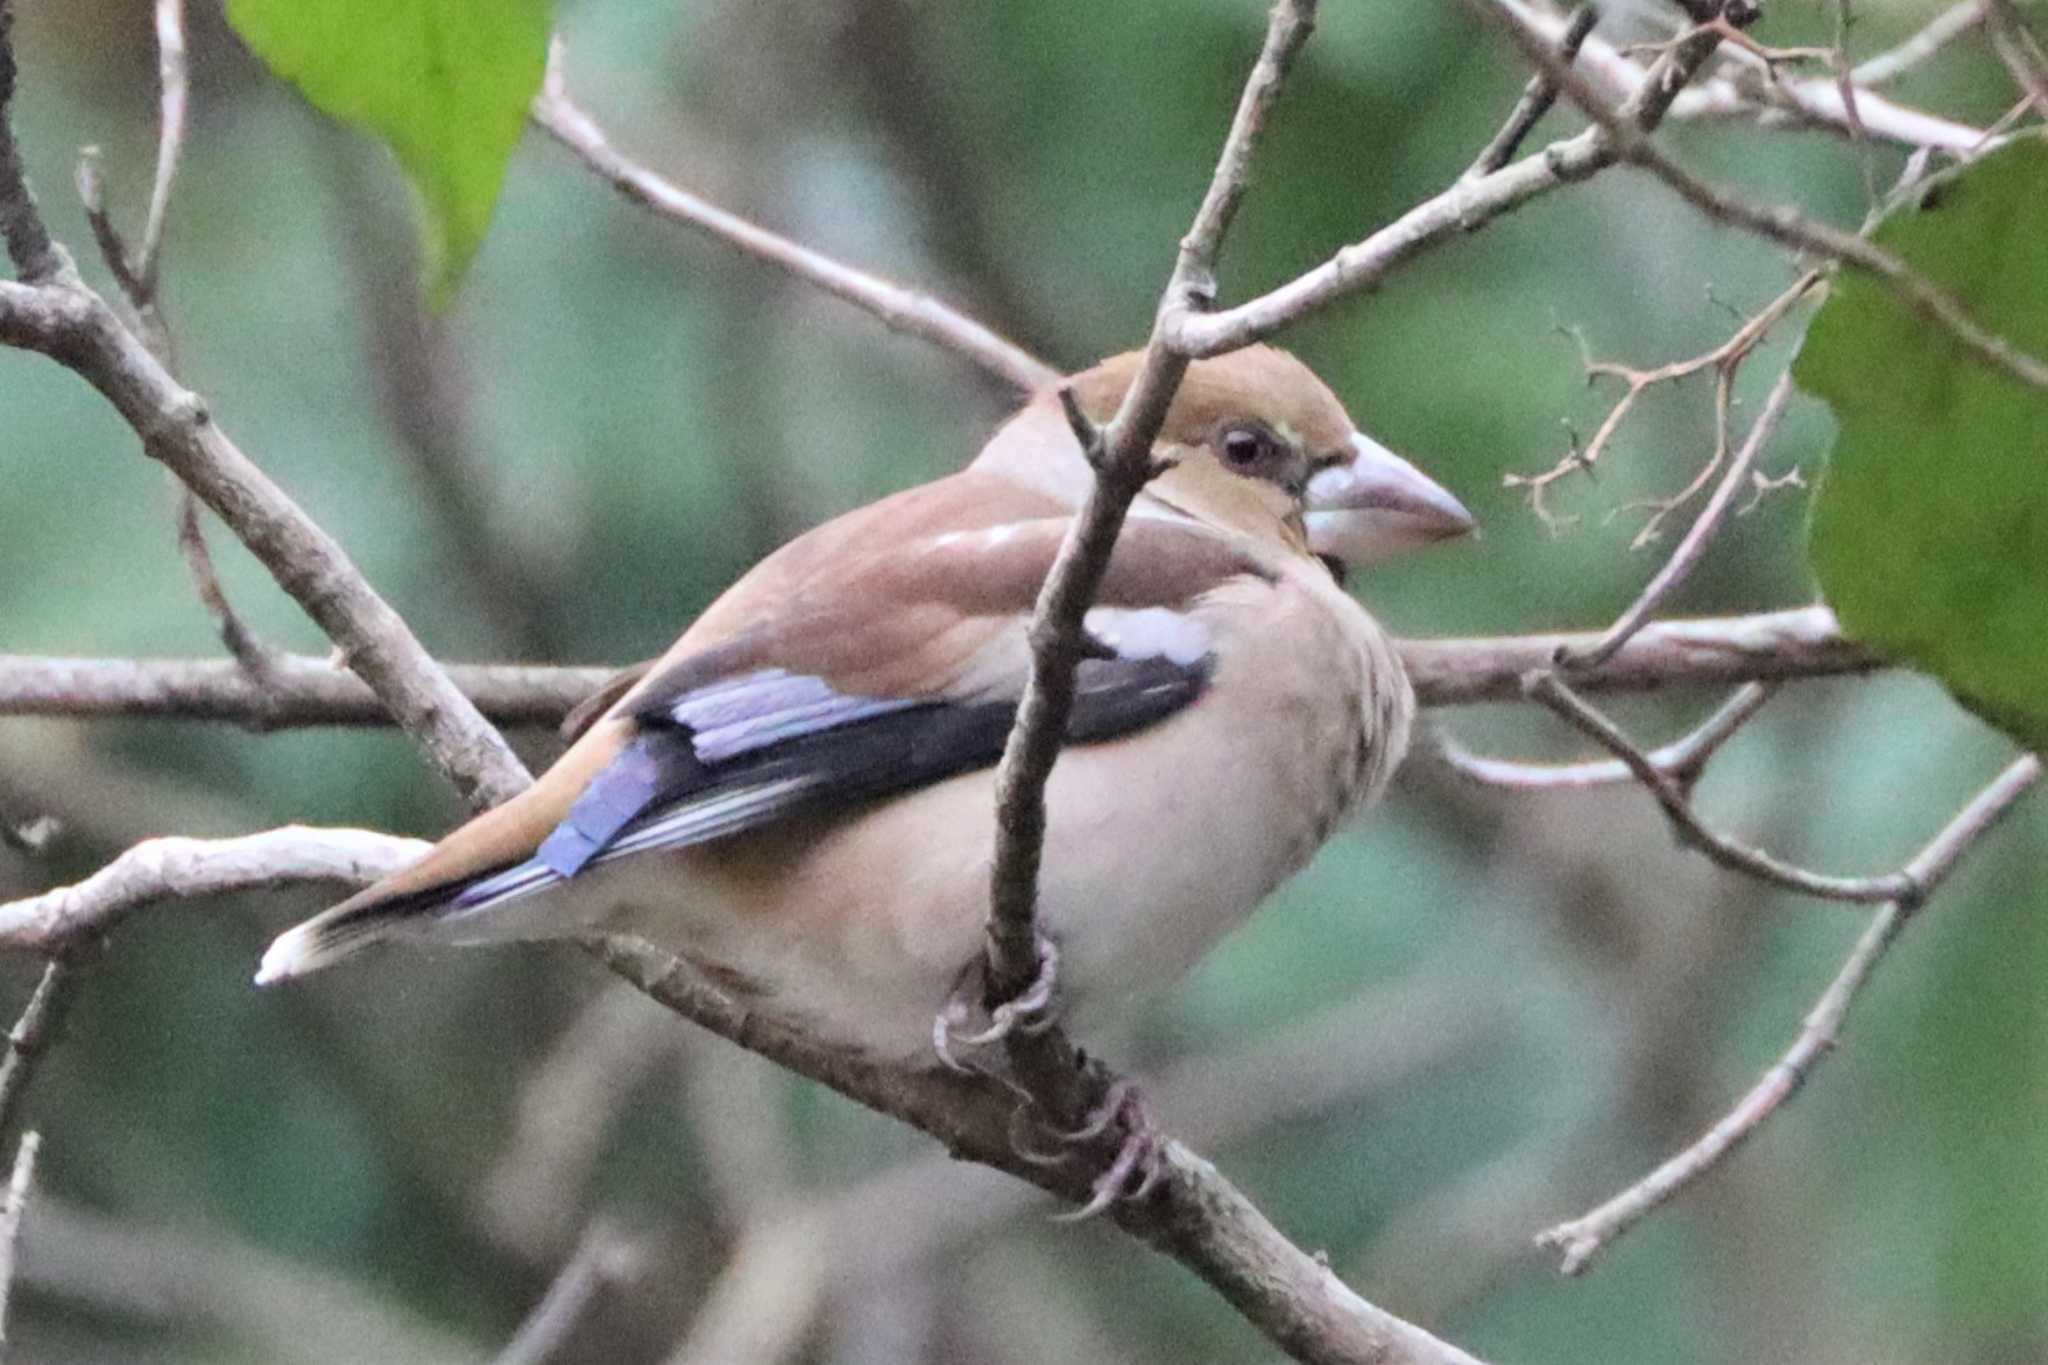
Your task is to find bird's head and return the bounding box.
[1038,345,1475,573]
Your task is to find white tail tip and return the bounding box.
[254,923,331,986]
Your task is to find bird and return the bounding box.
[257,345,1475,1065]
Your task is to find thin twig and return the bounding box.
[0,962,79,1142]
[1850,1,1985,88]
[0,1129,38,1360]
[1470,0,2048,393]
[1540,753,2042,1273]
[1170,12,1728,357]
[1486,0,1993,148]
[1524,671,1913,904]
[1427,682,1774,792]
[1511,272,1815,525]
[1558,365,1799,669]
[174,490,285,687]
[1466,5,1599,179]
[1985,0,2048,113]
[76,7,285,692]
[139,0,186,292]
[0,0,54,282]
[492,1221,645,1365]
[530,44,1056,397]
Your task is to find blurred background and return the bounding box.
[1,0,2042,1360]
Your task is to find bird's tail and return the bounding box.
[255,881,470,985]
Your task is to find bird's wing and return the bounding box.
[260,488,1275,977]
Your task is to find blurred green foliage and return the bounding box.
[0,1,2044,1362]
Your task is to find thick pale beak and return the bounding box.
[1304,432,1476,568]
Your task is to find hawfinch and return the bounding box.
[259,346,1474,1061]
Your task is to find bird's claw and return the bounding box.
[931,934,1061,1071]
[1050,1085,1166,1222]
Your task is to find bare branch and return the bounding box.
[493,1220,647,1365]
[1170,15,1725,357]
[674,974,1490,1365]
[1401,606,1877,706]
[1426,682,1774,792]
[1985,0,2048,113]
[1524,671,1917,903]
[595,934,1491,1365]
[984,0,1317,1010]
[0,1130,38,1361]
[0,0,54,282]
[1558,366,1799,668]
[0,827,429,948]
[1470,0,2048,393]
[1511,274,1814,527]
[0,611,1881,728]
[530,44,1057,397]
[1540,753,2043,1272]
[1851,2,1985,88]
[1485,0,1993,148]
[1466,5,1599,179]
[0,653,611,728]
[0,963,78,1150]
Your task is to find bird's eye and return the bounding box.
[1220,427,1270,470]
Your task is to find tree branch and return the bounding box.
[981,0,1316,1035]
[0,832,1495,1362]
[530,43,1058,397]
[0,610,1882,727]
[1538,752,2042,1273]
[0,1130,38,1361]
[1426,682,1774,792]
[1465,5,1600,179]
[1557,366,1799,669]
[1850,2,1985,89]
[1468,0,2048,394]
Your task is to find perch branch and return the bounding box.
[982,0,1314,1035]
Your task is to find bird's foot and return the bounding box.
[1050,1081,1168,1222]
[932,934,1060,1072]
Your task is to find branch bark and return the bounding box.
[530,45,1058,397]
[0,609,1882,727]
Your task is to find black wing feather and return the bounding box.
[452,652,1211,914]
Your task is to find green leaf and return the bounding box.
[225,0,551,308]
[1796,141,2048,750]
